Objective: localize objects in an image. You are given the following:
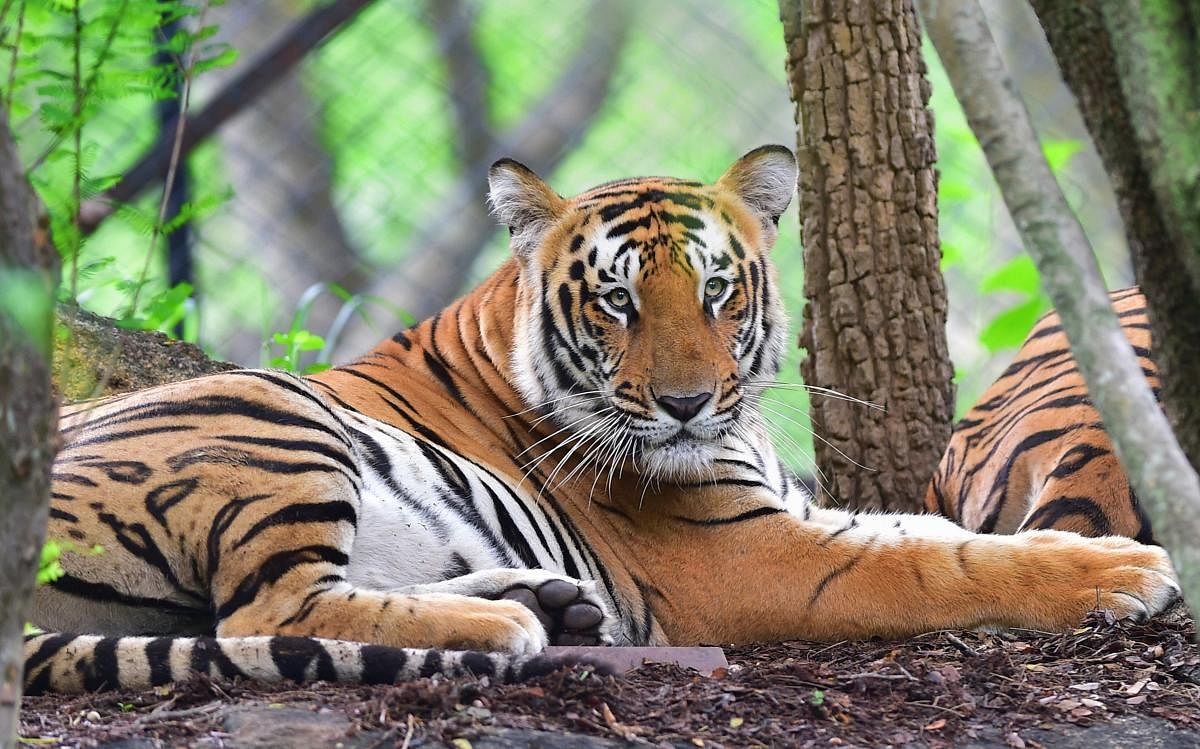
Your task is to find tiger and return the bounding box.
[926,286,1157,542]
[25,147,1178,695]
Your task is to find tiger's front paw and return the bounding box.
[1025,531,1180,625]
[421,593,549,655]
[499,577,611,647]
[408,568,615,646]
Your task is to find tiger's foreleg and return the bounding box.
[636,498,1179,645]
[209,475,548,654]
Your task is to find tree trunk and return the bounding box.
[778,0,954,511]
[0,114,59,749]
[1029,0,1200,479]
[918,0,1200,617]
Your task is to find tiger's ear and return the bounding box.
[488,159,566,258]
[717,145,797,235]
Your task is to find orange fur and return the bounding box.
[30,151,1177,694]
[926,287,1156,541]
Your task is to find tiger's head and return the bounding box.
[489,146,796,481]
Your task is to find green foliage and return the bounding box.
[956,139,1080,354]
[1,0,235,340]
[26,539,102,634]
[36,538,102,586]
[0,266,55,354]
[267,327,329,375]
[114,280,196,337]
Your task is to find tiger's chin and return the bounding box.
[640,436,720,483]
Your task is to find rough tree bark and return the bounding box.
[0,114,59,749]
[918,0,1200,613]
[778,0,954,511]
[1028,0,1200,480]
[55,304,235,400]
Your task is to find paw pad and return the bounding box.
[500,579,606,646]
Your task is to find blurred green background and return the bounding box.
[4,0,1135,480]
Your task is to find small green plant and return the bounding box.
[263,283,415,374]
[36,539,103,586]
[26,539,103,633]
[268,327,330,374]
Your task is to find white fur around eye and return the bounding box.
[597,285,638,325]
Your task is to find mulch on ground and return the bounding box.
[19,606,1200,748]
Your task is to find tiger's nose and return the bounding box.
[655,392,712,423]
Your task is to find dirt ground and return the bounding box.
[18,606,1200,748]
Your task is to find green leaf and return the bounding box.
[979,296,1051,352]
[1042,138,1082,174]
[980,254,1041,296]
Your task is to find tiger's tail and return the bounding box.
[23,633,585,695]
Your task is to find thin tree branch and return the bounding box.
[78,0,378,235]
[917,0,1200,612]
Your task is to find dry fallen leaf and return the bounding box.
[924,718,947,731]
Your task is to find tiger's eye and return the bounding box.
[605,288,631,307]
[705,278,728,298]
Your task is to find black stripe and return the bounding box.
[95,512,201,601]
[423,350,466,404]
[419,649,445,677]
[67,424,199,449]
[165,446,346,478]
[145,478,200,529]
[78,460,152,484]
[671,505,783,526]
[49,575,210,621]
[360,644,409,684]
[189,637,247,680]
[50,473,98,487]
[214,545,350,620]
[23,633,78,695]
[49,508,78,523]
[483,482,541,568]
[1020,496,1113,536]
[808,537,875,607]
[674,478,769,491]
[232,501,359,550]
[82,637,120,691]
[336,368,453,449]
[460,651,499,677]
[270,636,339,682]
[214,434,357,474]
[146,637,175,686]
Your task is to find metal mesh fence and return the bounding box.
[26,0,1135,445]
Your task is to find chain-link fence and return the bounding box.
[17,0,1135,454]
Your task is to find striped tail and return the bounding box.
[23,633,586,695]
